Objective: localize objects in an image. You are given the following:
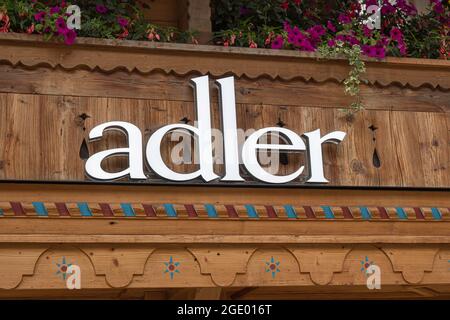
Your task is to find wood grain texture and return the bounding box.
[0,92,448,187]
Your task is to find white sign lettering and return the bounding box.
[85,76,346,184]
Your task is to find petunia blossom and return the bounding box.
[96,5,108,14]
[64,29,77,45]
[271,35,284,49]
[117,17,129,28]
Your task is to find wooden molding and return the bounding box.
[0,33,448,89]
[0,244,448,295]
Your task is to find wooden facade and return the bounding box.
[0,30,449,299]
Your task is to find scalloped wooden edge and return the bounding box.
[0,33,449,89]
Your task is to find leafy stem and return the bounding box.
[318,42,366,114]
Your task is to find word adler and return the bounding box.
[85,76,346,184]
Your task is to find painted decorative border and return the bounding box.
[0,201,448,220]
[0,33,449,90]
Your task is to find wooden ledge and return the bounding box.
[0,33,449,89]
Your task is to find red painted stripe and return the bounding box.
[225,205,239,218]
[341,207,353,219]
[413,207,425,219]
[303,206,316,219]
[264,205,277,218]
[99,203,114,217]
[10,202,25,216]
[377,207,390,219]
[54,203,70,216]
[184,204,198,218]
[142,204,157,217]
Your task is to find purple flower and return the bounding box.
[434,2,444,14]
[327,21,336,33]
[347,36,360,46]
[239,6,252,16]
[390,27,403,41]
[374,46,386,59]
[378,36,390,46]
[283,21,292,33]
[287,26,306,45]
[363,25,372,37]
[96,5,108,14]
[271,35,284,49]
[327,39,336,47]
[362,44,384,58]
[362,45,372,57]
[298,38,315,52]
[55,17,68,35]
[335,34,346,42]
[381,3,396,15]
[338,14,352,24]
[50,6,60,15]
[117,17,129,28]
[308,25,326,39]
[64,29,76,45]
[34,11,46,22]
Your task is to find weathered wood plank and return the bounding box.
[0,92,448,187]
[0,65,448,112]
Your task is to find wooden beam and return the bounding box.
[186,0,212,44]
[0,183,448,208]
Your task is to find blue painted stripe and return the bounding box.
[204,204,218,218]
[77,202,92,217]
[0,208,3,216]
[431,208,442,220]
[32,202,48,216]
[283,205,297,218]
[359,207,372,220]
[395,207,408,219]
[120,203,135,217]
[163,204,177,217]
[321,206,335,219]
[244,205,259,218]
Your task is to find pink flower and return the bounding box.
[271,35,284,49]
[0,11,10,33]
[249,40,257,48]
[26,23,35,34]
[280,1,289,10]
[117,28,129,39]
[64,29,76,45]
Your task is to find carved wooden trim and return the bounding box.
[0,33,448,89]
[0,244,448,296]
